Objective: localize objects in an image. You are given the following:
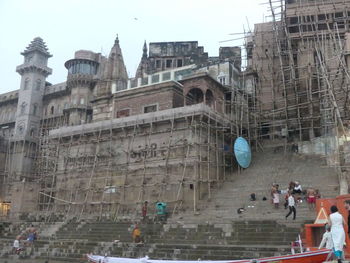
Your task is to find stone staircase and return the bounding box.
[34,219,300,261]
[0,145,341,262]
[171,146,339,226]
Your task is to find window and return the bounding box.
[33,104,38,115]
[116,109,130,118]
[289,26,299,33]
[318,14,326,21]
[67,61,97,75]
[177,59,183,67]
[289,17,298,25]
[9,111,14,121]
[335,12,344,18]
[20,102,27,115]
[166,59,172,68]
[24,78,29,90]
[144,104,157,113]
[50,106,54,115]
[219,77,226,85]
[156,60,161,68]
[35,79,41,90]
[80,98,85,105]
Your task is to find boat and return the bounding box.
[87,249,331,263]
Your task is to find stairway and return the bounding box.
[35,219,300,261]
[0,146,341,262]
[171,147,339,226]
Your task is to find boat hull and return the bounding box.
[87,249,331,263]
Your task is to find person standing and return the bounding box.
[318,224,333,261]
[285,192,296,220]
[306,188,316,210]
[329,205,346,263]
[12,237,20,254]
[273,190,280,209]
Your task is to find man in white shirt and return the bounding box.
[285,192,296,220]
[319,224,333,249]
[12,238,19,254]
[319,224,335,261]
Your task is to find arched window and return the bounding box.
[50,106,54,115]
[24,78,29,90]
[9,111,14,121]
[20,102,27,115]
[205,89,214,107]
[80,98,85,105]
[30,128,35,137]
[35,79,41,90]
[186,88,204,105]
[33,104,38,115]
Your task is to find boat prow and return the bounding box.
[87,249,331,263]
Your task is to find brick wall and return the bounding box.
[113,82,184,117]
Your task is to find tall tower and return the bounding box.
[64,50,99,125]
[8,37,52,218]
[13,37,52,175]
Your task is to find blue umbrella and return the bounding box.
[234,137,252,168]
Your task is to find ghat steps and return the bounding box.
[0,145,340,262]
[171,145,339,226]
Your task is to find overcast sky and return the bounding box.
[0,0,267,94]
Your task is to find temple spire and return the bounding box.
[135,41,149,78]
[142,40,147,59]
[115,34,119,45]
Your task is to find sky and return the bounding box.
[0,0,267,94]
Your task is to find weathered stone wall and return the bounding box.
[147,41,209,73]
[0,137,7,203]
[40,105,231,216]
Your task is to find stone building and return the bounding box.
[246,0,350,141]
[243,0,350,195]
[0,37,244,219]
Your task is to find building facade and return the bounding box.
[0,37,244,219]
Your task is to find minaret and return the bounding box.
[135,41,149,79]
[8,37,52,218]
[15,37,52,139]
